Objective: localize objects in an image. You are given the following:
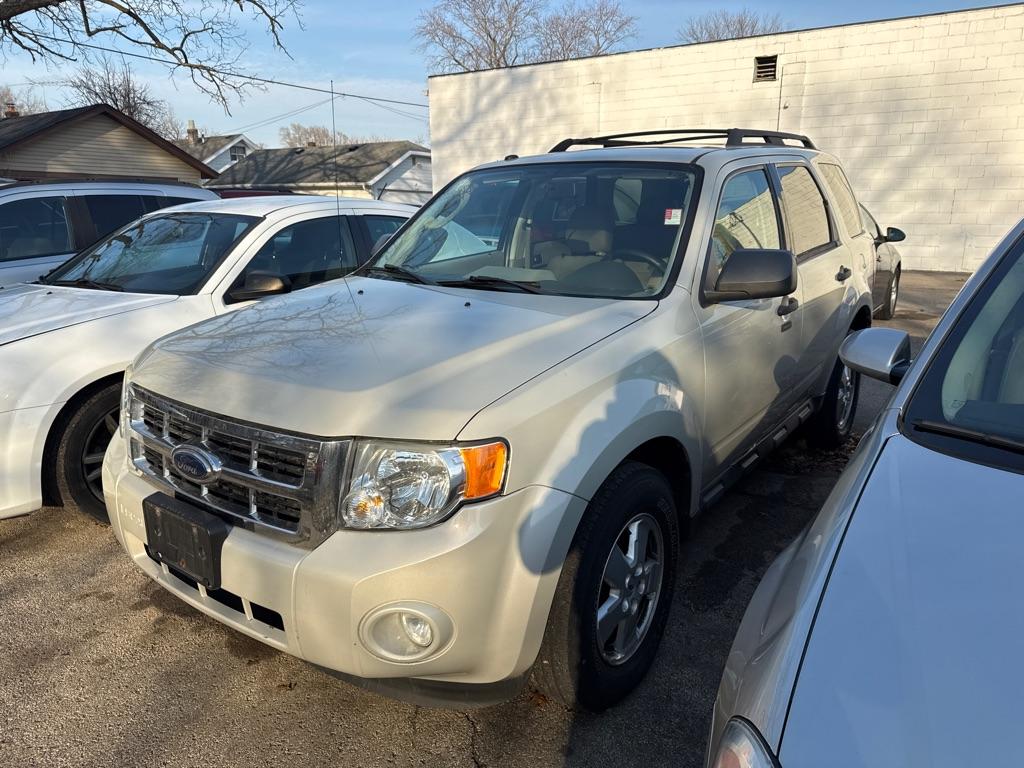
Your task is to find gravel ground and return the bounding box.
[0,272,965,768]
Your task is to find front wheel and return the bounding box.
[533,462,680,711]
[56,382,121,522]
[805,352,860,449]
[878,267,900,320]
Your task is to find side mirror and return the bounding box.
[840,328,912,384]
[706,249,798,303]
[372,233,392,256]
[227,270,292,303]
[877,226,906,244]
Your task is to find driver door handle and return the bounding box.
[836,266,852,282]
[777,297,800,316]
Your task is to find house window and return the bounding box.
[230,145,248,162]
[754,55,778,82]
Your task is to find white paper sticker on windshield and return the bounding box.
[664,208,682,225]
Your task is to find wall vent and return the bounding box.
[754,55,778,82]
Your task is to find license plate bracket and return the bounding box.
[143,493,230,590]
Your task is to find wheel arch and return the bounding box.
[851,302,872,332]
[41,371,124,507]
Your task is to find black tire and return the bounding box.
[878,266,900,320]
[533,461,680,711]
[805,350,860,449]
[56,382,121,523]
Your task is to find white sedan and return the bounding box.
[0,195,414,521]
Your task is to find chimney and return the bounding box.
[3,103,19,119]
[186,119,200,144]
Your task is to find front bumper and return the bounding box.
[103,436,585,686]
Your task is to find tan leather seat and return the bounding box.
[544,206,613,279]
[997,333,1024,403]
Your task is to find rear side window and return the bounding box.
[818,163,862,238]
[708,168,781,287]
[0,196,72,262]
[777,165,831,257]
[364,215,407,248]
[83,194,147,241]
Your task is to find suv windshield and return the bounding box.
[371,162,698,298]
[904,232,1024,470]
[45,211,257,294]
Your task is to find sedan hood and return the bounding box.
[781,434,1024,768]
[133,276,654,439]
[0,283,177,347]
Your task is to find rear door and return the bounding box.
[772,162,852,394]
[0,191,77,284]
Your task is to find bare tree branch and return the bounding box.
[0,82,48,113]
[0,0,303,109]
[677,8,788,44]
[63,55,183,137]
[415,0,635,73]
[277,122,386,147]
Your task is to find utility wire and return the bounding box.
[26,32,429,109]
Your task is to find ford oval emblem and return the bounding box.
[170,444,222,483]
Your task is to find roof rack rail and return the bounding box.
[0,177,205,190]
[549,128,816,153]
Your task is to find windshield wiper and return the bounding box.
[911,418,1024,454]
[362,264,436,285]
[48,278,124,292]
[439,275,547,294]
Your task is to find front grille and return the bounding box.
[127,385,347,547]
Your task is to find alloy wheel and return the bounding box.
[835,364,856,433]
[596,512,665,666]
[81,406,119,502]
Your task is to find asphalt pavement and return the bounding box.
[0,271,967,768]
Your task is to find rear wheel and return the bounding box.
[56,382,120,522]
[805,351,860,449]
[878,266,900,320]
[533,462,680,711]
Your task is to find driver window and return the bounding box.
[233,215,356,292]
[707,169,781,287]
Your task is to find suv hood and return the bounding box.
[780,434,1024,768]
[0,283,177,347]
[133,276,654,439]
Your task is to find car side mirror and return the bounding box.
[840,328,912,384]
[705,249,798,303]
[226,270,292,303]
[878,226,905,244]
[372,233,392,256]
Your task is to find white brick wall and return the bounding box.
[428,4,1024,272]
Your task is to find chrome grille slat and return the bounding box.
[126,385,348,548]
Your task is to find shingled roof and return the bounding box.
[207,141,428,188]
[172,134,243,162]
[0,104,216,178]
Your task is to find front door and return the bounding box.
[697,165,804,475]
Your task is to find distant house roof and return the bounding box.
[173,133,256,164]
[207,141,429,188]
[0,104,216,178]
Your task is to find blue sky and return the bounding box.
[1,0,1007,146]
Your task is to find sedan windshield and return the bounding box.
[45,212,257,295]
[371,162,698,298]
[904,232,1024,470]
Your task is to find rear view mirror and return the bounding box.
[226,270,292,303]
[706,249,797,303]
[840,328,912,384]
[885,227,906,243]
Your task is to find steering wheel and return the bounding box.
[612,248,667,275]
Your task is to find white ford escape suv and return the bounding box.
[103,129,875,710]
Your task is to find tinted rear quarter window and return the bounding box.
[0,196,72,262]
[777,165,832,256]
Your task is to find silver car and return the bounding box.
[707,218,1024,767]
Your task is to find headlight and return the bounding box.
[341,440,508,530]
[709,719,778,768]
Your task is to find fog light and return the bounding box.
[359,602,454,663]
[401,613,433,647]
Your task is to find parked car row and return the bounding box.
[9,129,982,766]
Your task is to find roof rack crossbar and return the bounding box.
[549,128,815,153]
